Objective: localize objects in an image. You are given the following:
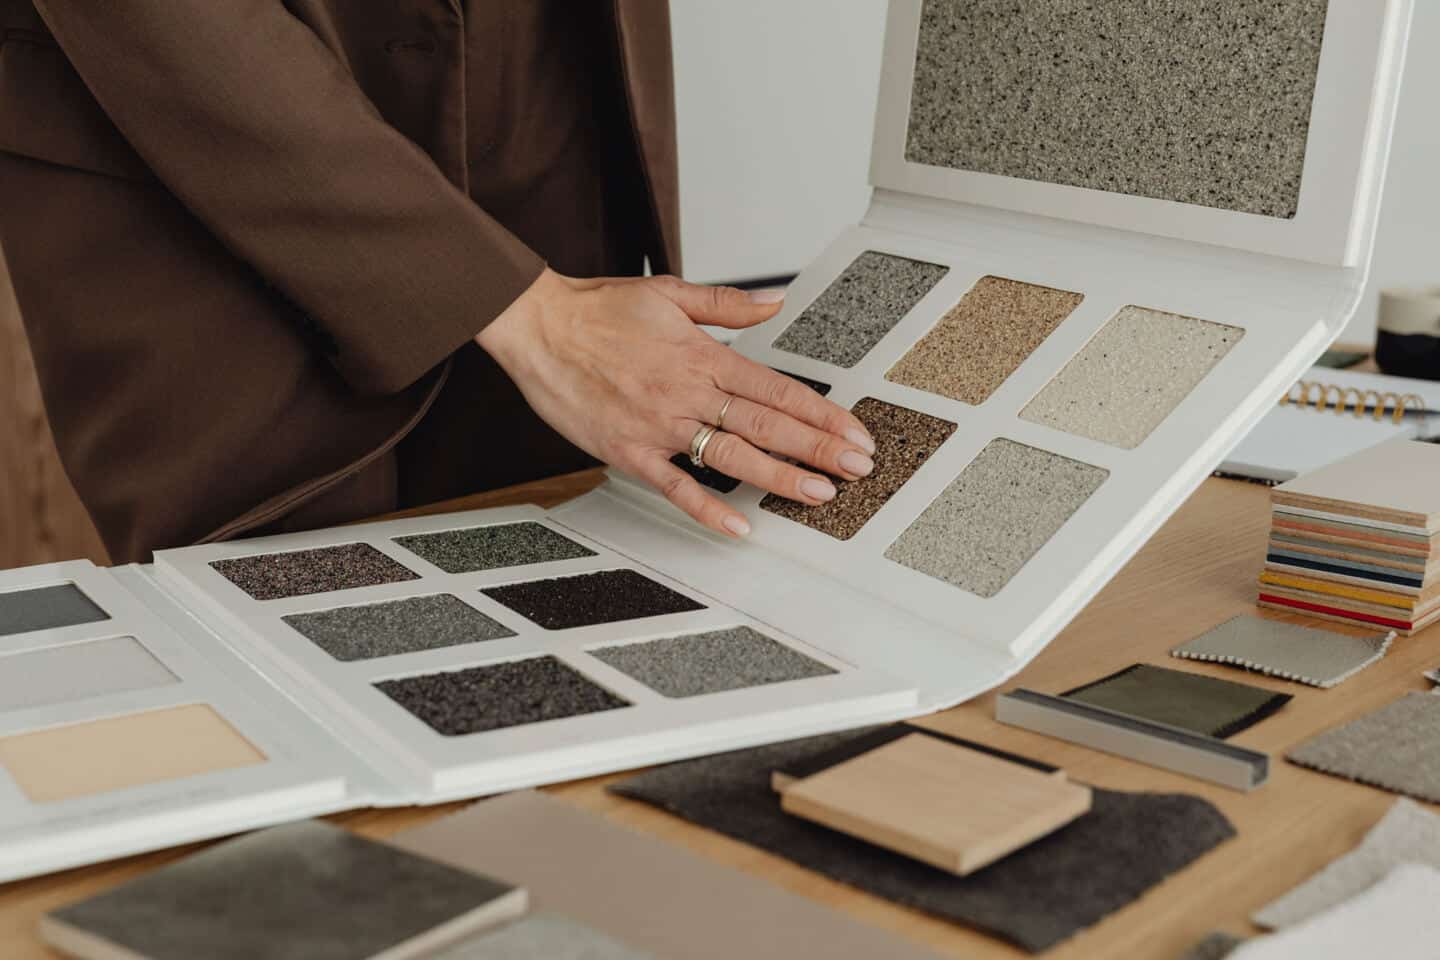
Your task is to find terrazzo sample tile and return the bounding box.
[41,820,526,960]
[611,731,1236,954]
[1287,693,1440,803]
[1020,307,1244,448]
[761,398,955,540]
[1061,664,1291,739]
[282,594,516,662]
[393,522,595,574]
[904,0,1328,218]
[376,656,629,736]
[0,583,109,636]
[210,543,418,600]
[434,914,653,960]
[1171,615,1392,689]
[772,251,948,368]
[482,569,704,630]
[1254,799,1440,930]
[885,439,1107,597]
[0,637,177,712]
[590,627,834,698]
[885,276,1083,404]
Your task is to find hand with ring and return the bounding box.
[476,268,877,538]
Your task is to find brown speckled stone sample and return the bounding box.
[761,398,956,540]
[210,544,419,601]
[905,0,1328,218]
[393,522,595,574]
[482,569,704,630]
[886,439,1107,597]
[885,276,1083,405]
[773,252,948,368]
[1021,306,1243,448]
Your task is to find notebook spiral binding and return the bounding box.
[1279,380,1428,424]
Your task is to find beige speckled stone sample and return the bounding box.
[1020,306,1243,448]
[885,276,1083,405]
[885,439,1108,597]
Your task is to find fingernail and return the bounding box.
[846,428,876,455]
[839,450,874,477]
[801,477,837,502]
[747,287,787,305]
[723,514,751,537]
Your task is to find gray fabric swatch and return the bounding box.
[0,637,176,712]
[393,522,595,574]
[1254,799,1440,930]
[1171,616,1393,689]
[1062,663,1291,739]
[282,594,516,662]
[590,627,834,698]
[610,731,1235,953]
[435,914,653,960]
[1288,694,1440,803]
[0,583,109,636]
[1180,932,1245,960]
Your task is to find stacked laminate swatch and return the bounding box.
[1258,439,1440,635]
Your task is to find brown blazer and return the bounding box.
[0,0,680,562]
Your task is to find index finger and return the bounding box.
[715,353,875,454]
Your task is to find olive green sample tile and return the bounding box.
[1061,664,1291,739]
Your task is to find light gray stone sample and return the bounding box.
[393,522,595,574]
[1171,615,1392,689]
[590,627,835,698]
[0,637,176,712]
[282,594,516,662]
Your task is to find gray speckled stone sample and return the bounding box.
[1287,693,1440,803]
[393,522,595,574]
[905,0,1328,218]
[0,583,109,636]
[1021,307,1244,448]
[773,251,948,368]
[435,914,654,960]
[377,656,629,736]
[282,594,516,662]
[885,439,1107,597]
[0,637,176,712]
[482,569,704,631]
[590,627,835,698]
[210,543,419,600]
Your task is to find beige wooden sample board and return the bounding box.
[778,733,1092,875]
[1270,439,1440,531]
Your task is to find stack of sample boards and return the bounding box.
[1259,438,1440,635]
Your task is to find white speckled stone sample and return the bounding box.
[1021,306,1243,448]
[590,627,835,698]
[885,439,1108,597]
[905,0,1328,218]
[773,251,948,368]
[282,594,516,662]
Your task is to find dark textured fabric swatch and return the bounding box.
[0,583,109,636]
[482,569,704,630]
[610,732,1235,953]
[1062,664,1291,739]
[210,543,419,600]
[377,656,630,736]
[282,594,516,662]
[393,522,595,574]
[776,723,1058,783]
[1180,931,1245,960]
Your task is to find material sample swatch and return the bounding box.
[1180,932,1245,960]
[210,543,419,600]
[1254,799,1440,930]
[282,594,516,662]
[773,722,1059,788]
[482,569,704,630]
[1020,307,1243,448]
[0,703,265,804]
[0,582,109,636]
[0,636,177,712]
[1061,664,1291,739]
[393,522,595,574]
[41,820,526,960]
[1287,693,1440,803]
[773,251,948,368]
[591,626,834,698]
[761,398,956,539]
[611,731,1235,953]
[376,656,629,736]
[433,914,653,960]
[905,0,1327,218]
[1170,615,1393,689]
[885,439,1107,597]
[885,276,1083,405]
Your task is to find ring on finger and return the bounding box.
[689,424,720,467]
[716,394,735,430]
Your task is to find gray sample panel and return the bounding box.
[590,627,835,699]
[482,569,704,630]
[436,914,654,960]
[0,583,109,637]
[0,637,177,712]
[210,543,419,600]
[393,522,596,574]
[905,0,1329,218]
[283,594,516,662]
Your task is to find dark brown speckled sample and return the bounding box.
[210,543,419,600]
[393,522,594,574]
[482,569,704,630]
[905,0,1328,218]
[377,656,629,736]
[761,398,955,540]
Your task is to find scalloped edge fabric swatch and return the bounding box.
[1170,616,1393,689]
[1287,693,1440,803]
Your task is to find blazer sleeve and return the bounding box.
[33,0,544,395]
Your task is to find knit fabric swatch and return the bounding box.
[1170,616,1393,689]
[1287,694,1440,803]
[1061,664,1291,738]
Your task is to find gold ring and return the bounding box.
[689,424,720,468]
[716,394,735,430]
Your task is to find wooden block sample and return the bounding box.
[778,733,1091,876]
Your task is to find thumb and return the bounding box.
[650,276,787,329]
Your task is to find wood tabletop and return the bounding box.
[3,468,1433,958]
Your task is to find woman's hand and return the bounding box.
[476,269,876,538]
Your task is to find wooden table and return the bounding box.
[3,470,1434,958]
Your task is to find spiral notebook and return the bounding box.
[1220,368,1440,483]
